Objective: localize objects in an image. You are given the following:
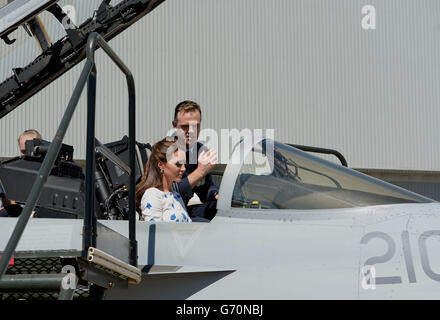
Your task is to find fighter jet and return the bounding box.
[102,136,440,299]
[0,0,439,300]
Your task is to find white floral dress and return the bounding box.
[140,187,191,223]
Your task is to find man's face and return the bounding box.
[173,110,201,148]
[19,135,36,155]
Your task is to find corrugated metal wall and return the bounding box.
[1,0,440,170]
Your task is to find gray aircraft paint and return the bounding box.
[1,203,439,299]
[107,203,440,299]
[2,136,440,299]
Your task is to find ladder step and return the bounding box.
[0,274,66,291]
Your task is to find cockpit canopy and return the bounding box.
[231,140,433,210]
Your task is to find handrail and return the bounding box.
[84,32,137,267]
[286,144,348,167]
[0,32,138,280]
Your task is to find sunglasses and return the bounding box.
[177,123,200,132]
[170,161,185,168]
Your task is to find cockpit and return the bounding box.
[217,138,433,211]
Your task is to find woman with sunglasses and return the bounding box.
[136,137,190,222]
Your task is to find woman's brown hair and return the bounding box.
[135,137,184,210]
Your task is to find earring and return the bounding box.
[160,169,164,174]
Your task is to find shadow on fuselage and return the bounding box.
[107,270,234,300]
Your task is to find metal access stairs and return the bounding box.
[0,31,141,300]
[0,255,87,300]
[0,247,141,300]
[0,218,141,300]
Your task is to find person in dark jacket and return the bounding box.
[18,129,41,156]
[0,186,7,217]
[0,129,42,217]
[171,100,218,221]
[0,186,21,217]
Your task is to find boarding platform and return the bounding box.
[0,218,140,300]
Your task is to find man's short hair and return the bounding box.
[18,129,41,146]
[173,100,202,123]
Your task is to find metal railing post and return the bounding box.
[84,65,98,252]
[83,32,137,267]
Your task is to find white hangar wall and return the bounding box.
[1,0,440,170]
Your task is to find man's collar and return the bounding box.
[185,142,199,153]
